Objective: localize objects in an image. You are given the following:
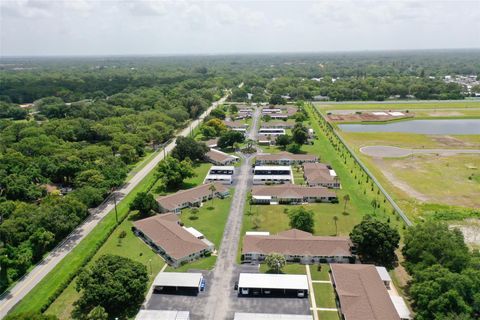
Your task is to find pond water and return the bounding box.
[338,119,480,135]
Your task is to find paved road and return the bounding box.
[202,105,261,320]
[360,145,480,158]
[0,95,229,318]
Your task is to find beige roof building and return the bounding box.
[223,120,248,128]
[303,163,340,188]
[330,264,401,320]
[251,184,337,204]
[156,182,229,213]
[205,148,239,165]
[255,152,318,165]
[242,229,352,263]
[133,213,212,266]
[261,121,295,129]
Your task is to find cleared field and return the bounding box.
[340,131,480,221]
[315,101,480,111]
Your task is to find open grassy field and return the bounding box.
[341,132,480,149]
[339,131,480,221]
[314,100,480,111]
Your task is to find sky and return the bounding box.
[1,0,479,56]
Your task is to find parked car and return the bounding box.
[200,279,206,291]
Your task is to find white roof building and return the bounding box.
[238,273,309,291]
[390,295,412,320]
[135,310,190,320]
[245,231,270,236]
[153,272,203,289]
[234,313,312,320]
[376,266,392,283]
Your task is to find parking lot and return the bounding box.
[146,265,312,320]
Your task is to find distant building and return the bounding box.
[258,128,286,136]
[255,152,317,165]
[242,229,353,264]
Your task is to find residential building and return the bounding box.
[255,152,317,165]
[156,182,229,213]
[330,264,405,320]
[303,163,340,188]
[251,185,337,204]
[258,128,286,136]
[133,214,213,267]
[204,138,218,148]
[242,229,353,264]
[257,134,276,146]
[204,165,235,184]
[253,165,293,184]
[205,148,239,165]
[261,121,294,129]
[223,120,249,129]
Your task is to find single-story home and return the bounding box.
[261,121,294,129]
[257,134,276,146]
[255,152,318,165]
[251,185,337,204]
[133,214,213,267]
[156,182,229,213]
[303,163,340,188]
[330,264,409,320]
[223,120,249,129]
[205,148,239,165]
[242,229,353,264]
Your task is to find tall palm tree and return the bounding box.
[343,194,350,213]
[209,183,217,205]
[333,215,339,236]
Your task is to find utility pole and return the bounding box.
[113,193,118,224]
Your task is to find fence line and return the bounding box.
[309,103,413,227]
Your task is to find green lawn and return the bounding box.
[314,101,480,111]
[181,195,233,248]
[310,264,331,281]
[293,166,305,185]
[313,283,337,308]
[259,263,306,274]
[165,256,217,272]
[317,311,341,320]
[45,213,166,319]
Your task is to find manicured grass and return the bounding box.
[182,162,212,188]
[314,101,480,111]
[313,283,337,308]
[165,256,217,272]
[45,213,166,319]
[317,311,341,320]
[11,165,160,315]
[310,264,331,281]
[244,202,362,237]
[181,196,233,248]
[292,166,305,185]
[259,263,306,275]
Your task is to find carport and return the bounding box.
[135,310,190,320]
[234,313,313,320]
[153,272,204,295]
[237,273,309,298]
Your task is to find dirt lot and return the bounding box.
[327,111,413,123]
[450,219,480,249]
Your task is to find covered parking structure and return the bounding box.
[237,273,309,298]
[135,310,190,320]
[153,272,204,296]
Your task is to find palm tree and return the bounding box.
[209,183,217,205]
[343,194,350,213]
[333,215,339,236]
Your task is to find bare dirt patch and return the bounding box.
[450,219,480,249]
[430,135,473,148]
[372,158,430,202]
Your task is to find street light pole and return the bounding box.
[113,193,118,224]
